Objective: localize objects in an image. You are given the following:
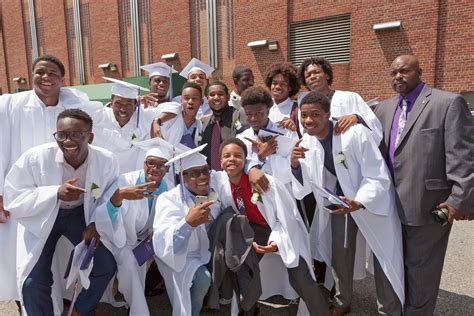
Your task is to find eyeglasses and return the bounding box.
[53,131,90,141]
[144,160,170,172]
[182,167,210,178]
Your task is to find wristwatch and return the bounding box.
[155,118,163,126]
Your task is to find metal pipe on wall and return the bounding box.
[73,0,85,84]
[130,0,141,76]
[28,0,39,60]
[206,0,218,69]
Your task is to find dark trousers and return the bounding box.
[22,205,116,316]
[402,223,451,316]
[331,214,402,315]
[237,222,330,316]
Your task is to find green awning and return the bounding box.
[71,75,187,105]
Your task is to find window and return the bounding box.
[289,14,351,64]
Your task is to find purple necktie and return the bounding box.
[210,119,221,170]
[395,98,408,148]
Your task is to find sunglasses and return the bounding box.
[182,167,210,178]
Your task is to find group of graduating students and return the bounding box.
[2,52,471,316]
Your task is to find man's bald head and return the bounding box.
[390,55,422,96]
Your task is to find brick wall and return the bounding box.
[0,0,472,100]
[1,1,30,91]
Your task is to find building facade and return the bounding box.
[0,0,473,107]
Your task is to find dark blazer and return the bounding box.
[199,105,246,165]
[375,84,474,225]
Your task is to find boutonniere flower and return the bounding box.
[130,133,138,148]
[250,190,263,205]
[335,151,348,169]
[90,183,102,200]
[233,118,242,131]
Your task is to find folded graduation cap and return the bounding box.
[64,240,95,290]
[179,58,214,79]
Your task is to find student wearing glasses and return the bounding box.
[0,55,108,307]
[95,137,174,316]
[3,109,119,316]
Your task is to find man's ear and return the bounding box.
[418,67,423,77]
[88,133,94,144]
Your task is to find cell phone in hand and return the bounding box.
[195,195,208,205]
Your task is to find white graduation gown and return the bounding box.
[95,170,164,316]
[0,88,105,301]
[93,107,158,173]
[269,98,305,136]
[152,185,219,316]
[212,171,314,302]
[237,120,297,185]
[160,111,203,147]
[291,124,404,306]
[298,90,383,144]
[3,143,119,313]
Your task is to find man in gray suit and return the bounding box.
[375,55,474,316]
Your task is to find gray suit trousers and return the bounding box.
[238,223,330,316]
[331,213,402,315]
[402,223,452,316]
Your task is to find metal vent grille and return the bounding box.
[289,14,351,65]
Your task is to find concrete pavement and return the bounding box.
[1,221,472,315]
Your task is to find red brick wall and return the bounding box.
[149,0,192,72]
[87,0,122,83]
[434,0,474,93]
[1,1,30,92]
[0,0,472,99]
[35,0,71,84]
[233,0,289,87]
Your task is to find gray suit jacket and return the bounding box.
[375,84,474,225]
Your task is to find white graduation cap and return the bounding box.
[165,144,207,173]
[133,137,180,161]
[179,58,214,79]
[140,62,177,79]
[103,77,150,100]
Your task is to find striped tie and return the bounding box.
[395,98,408,148]
[235,186,246,214]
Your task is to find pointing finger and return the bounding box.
[244,137,258,145]
[67,185,86,193]
[66,178,79,185]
